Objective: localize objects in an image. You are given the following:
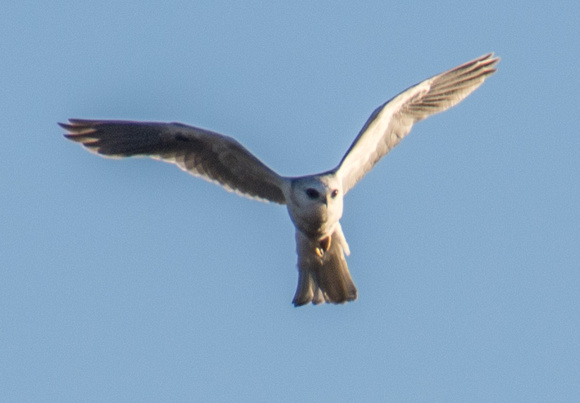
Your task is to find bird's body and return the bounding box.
[61,53,499,306]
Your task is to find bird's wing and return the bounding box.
[335,53,499,194]
[60,119,287,204]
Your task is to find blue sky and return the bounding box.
[1,1,579,401]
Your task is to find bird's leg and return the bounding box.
[315,235,332,257]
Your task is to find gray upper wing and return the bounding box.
[60,119,287,204]
[335,53,499,194]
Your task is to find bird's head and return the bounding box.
[287,174,343,236]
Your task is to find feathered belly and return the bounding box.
[290,208,337,240]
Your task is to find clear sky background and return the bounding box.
[1,1,579,401]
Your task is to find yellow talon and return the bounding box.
[315,235,332,257]
[320,235,331,252]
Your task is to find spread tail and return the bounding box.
[292,225,358,306]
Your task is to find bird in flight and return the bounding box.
[61,53,499,306]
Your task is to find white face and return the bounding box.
[287,175,344,238]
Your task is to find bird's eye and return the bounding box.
[331,189,339,198]
[305,188,320,199]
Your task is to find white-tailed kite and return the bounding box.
[61,53,499,306]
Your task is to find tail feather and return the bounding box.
[292,270,325,306]
[292,225,358,306]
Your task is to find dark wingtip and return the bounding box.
[58,121,76,131]
[59,119,100,145]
